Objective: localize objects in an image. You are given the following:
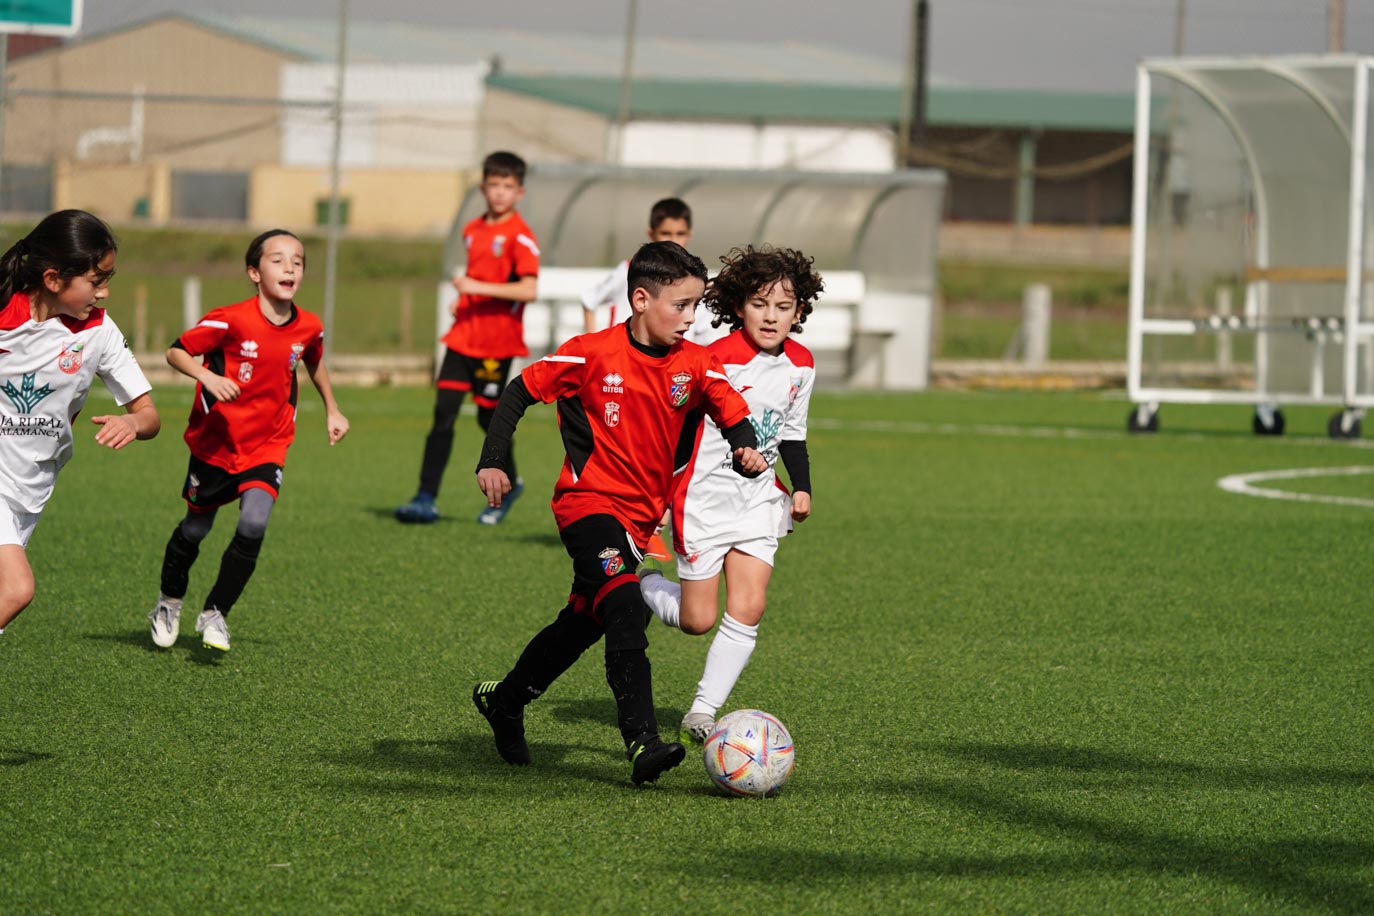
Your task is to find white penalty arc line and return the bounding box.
[1216,466,1374,509]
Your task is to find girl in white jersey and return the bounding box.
[0,210,160,634]
[639,245,821,742]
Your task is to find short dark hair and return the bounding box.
[245,229,304,270]
[627,241,707,298]
[703,246,824,334]
[648,197,692,230]
[483,150,527,185]
[0,209,116,303]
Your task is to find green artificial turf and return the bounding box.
[2,387,1372,913]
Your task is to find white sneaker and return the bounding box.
[195,608,231,652]
[680,712,716,744]
[149,595,182,648]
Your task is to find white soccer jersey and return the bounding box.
[672,330,815,555]
[580,259,630,329]
[0,293,150,514]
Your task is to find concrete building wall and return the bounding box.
[7,17,294,170]
[249,165,468,236]
[482,87,610,164]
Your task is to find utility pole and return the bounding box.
[323,0,349,362]
[610,0,638,165]
[1173,0,1186,56]
[1329,0,1345,53]
[897,0,929,168]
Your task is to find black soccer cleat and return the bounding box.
[627,737,686,786]
[472,680,530,766]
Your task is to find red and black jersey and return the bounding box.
[520,322,751,548]
[177,296,324,473]
[442,211,540,359]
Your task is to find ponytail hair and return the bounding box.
[0,209,117,305]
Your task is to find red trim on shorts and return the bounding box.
[473,395,500,409]
[592,573,638,612]
[239,480,280,500]
[437,380,471,392]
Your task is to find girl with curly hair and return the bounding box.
[638,245,822,742]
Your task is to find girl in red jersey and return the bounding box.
[149,230,348,652]
[0,210,160,635]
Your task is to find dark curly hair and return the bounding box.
[701,246,824,334]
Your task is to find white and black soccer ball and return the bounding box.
[702,709,795,797]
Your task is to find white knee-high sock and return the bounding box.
[688,612,758,719]
[639,572,682,629]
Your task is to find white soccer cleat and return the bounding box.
[149,596,182,648]
[680,712,716,744]
[195,608,231,652]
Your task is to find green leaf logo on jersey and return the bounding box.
[2,373,55,414]
[750,408,783,449]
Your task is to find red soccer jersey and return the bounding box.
[520,323,751,548]
[442,211,540,359]
[177,296,324,473]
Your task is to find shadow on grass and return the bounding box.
[547,696,689,737]
[778,740,1374,914]
[81,630,244,666]
[316,733,666,794]
[0,748,54,766]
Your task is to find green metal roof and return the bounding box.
[486,74,1138,133]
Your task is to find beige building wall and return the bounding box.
[481,88,610,164]
[52,161,172,223]
[250,166,469,236]
[7,16,296,170]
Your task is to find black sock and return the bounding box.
[203,532,264,616]
[499,603,604,710]
[600,587,658,746]
[418,389,464,497]
[160,525,201,600]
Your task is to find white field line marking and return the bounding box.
[808,417,1374,451]
[1216,466,1374,509]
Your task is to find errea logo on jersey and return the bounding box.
[602,372,624,393]
[240,340,259,359]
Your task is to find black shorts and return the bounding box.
[181,455,282,511]
[437,350,513,409]
[560,514,645,621]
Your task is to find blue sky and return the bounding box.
[83,0,1374,92]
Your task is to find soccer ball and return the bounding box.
[702,709,795,797]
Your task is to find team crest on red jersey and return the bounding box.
[598,547,625,576]
[492,235,506,257]
[670,371,692,408]
[56,341,84,374]
[288,342,306,369]
[604,400,620,427]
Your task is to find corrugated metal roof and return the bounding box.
[486,74,1138,132]
[187,13,931,86]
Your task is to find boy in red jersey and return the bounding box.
[471,241,768,785]
[396,150,540,526]
[149,230,349,652]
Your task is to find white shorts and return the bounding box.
[676,535,778,580]
[0,504,40,548]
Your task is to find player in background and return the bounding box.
[396,150,540,526]
[471,241,767,785]
[0,210,160,634]
[580,197,693,561]
[580,197,692,334]
[149,229,348,652]
[638,246,820,742]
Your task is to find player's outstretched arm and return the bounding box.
[167,345,240,402]
[91,391,160,449]
[475,376,539,507]
[305,359,349,445]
